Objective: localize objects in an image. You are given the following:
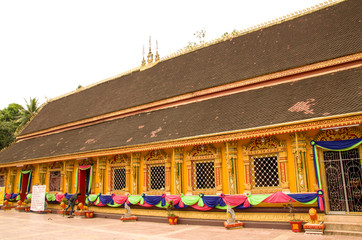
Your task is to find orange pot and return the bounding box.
[85,211,94,218]
[168,216,178,225]
[289,221,303,232]
[17,200,22,206]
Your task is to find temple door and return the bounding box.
[77,168,90,204]
[20,173,30,202]
[323,148,362,213]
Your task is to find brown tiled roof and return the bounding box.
[20,0,362,135]
[1,68,361,164]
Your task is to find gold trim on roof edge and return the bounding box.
[2,113,360,168]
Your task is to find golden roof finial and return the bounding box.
[147,36,153,64]
[141,45,146,67]
[155,40,160,62]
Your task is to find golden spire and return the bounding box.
[147,36,153,64]
[141,45,146,67]
[155,40,160,62]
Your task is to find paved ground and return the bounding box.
[0,211,359,240]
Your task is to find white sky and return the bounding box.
[0,0,329,109]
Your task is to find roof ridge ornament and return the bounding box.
[147,36,153,64]
[155,40,160,62]
[141,45,146,67]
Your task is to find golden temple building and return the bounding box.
[0,0,361,228]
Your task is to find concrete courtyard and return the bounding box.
[0,211,359,240]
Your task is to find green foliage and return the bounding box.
[284,200,300,221]
[166,200,176,217]
[0,103,24,150]
[16,97,40,129]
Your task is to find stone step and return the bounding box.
[324,229,362,237]
[324,214,362,223]
[325,222,362,231]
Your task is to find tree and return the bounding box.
[17,97,40,129]
[0,103,23,150]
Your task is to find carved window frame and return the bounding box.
[109,154,130,194]
[186,144,222,195]
[143,150,171,195]
[243,136,289,194]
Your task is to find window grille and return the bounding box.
[0,175,4,187]
[49,171,61,192]
[112,167,126,191]
[251,154,279,188]
[148,165,165,190]
[193,160,215,190]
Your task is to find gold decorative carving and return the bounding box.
[173,148,184,195]
[315,127,362,141]
[290,132,308,192]
[225,142,238,194]
[48,161,62,170]
[110,154,129,166]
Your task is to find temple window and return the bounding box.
[186,144,222,195]
[112,167,126,191]
[0,175,4,187]
[149,165,165,190]
[193,160,215,189]
[109,154,130,194]
[49,171,61,192]
[143,150,170,194]
[243,136,289,193]
[251,154,279,188]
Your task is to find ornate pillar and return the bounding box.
[165,161,171,194]
[278,151,289,192]
[98,156,107,194]
[65,161,74,193]
[215,148,223,194]
[291,132,308,192]
[225,142,238,194]
[186,153,193,195]
[242,149,251,193]
[174,148,184,195]
[131,153,141,195]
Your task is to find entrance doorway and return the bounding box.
[77,168,90,204]
[20,172,30,202]
[323,148,362,213]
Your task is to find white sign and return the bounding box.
[30,185,46,212]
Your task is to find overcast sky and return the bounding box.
[0,0,329,109]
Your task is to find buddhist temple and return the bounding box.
[0,0,361,228]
